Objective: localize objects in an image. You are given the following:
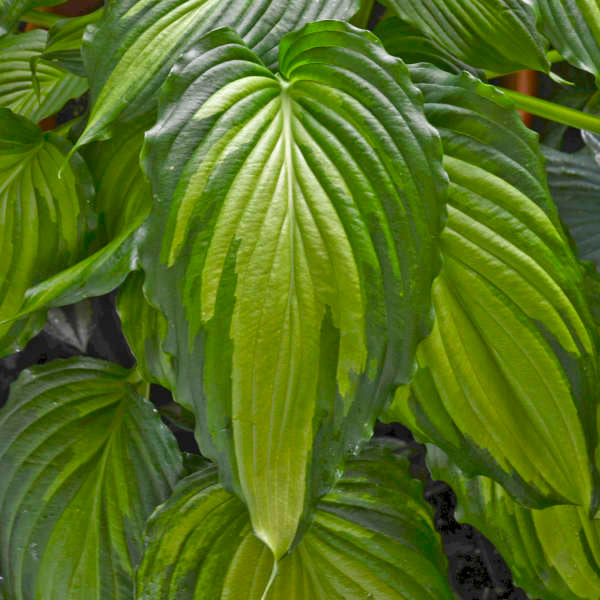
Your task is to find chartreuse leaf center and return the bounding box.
[141,22,446,561]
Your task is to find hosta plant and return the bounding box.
[2,0,600,598]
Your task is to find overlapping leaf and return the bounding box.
[34,8,104,77]
[385,0,549,74]
[0,357,183,600]
[374,15,479,75]
[0,31,87,123]
[74,0,361,150]
[383,66,600,512]
[536,0,600,80]
[136,443,454,600]
[428,445,600,600]
[0,0,59,36]
[0,109,91,356]
[140,23,446,559]
[544,146,600,269]
[0,114,156,352]
[117,270,174,389]
[83,115,153,244]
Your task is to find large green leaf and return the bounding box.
[0,357,183,600]
[0,108,92,356]
[544,146,600,269]
[117,270,175,389]
[0,113,155,354]
[428,444,600,600]
[384,66,600,512]
[0,31,87,124]
[536,0,600,81]
[35,8,104,78]
[0,0,59,36]
[82,115,154,245]
[374,15,479,75]
[136,442,454,600]
[74,0,361,151]
[140,23,446,559]
[385,0,549,74]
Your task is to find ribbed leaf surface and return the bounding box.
[0,115,155,347]
[0,31,87,124]
[0,357,183,600]
[536,0,600,80]
[140,23,446,559]
[75,0,360,149]
[0,109,91,356]
[374,15,478,75]
[544,146,600,269]
[83,116,153,244]
[384,66,600,511]
[117,270,174,389]
[385,0,549,74]
[136,443,454,600]
[428,445,600,600]
[35,9,104,77]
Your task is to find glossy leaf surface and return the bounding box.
[75,0,361,149]
[0,357,183,600]
[0,109,91,356]
[136,443,454,600]
[374,15,479,75]
[384,66,600,511]
[536,0,600,80]
[428,445,600,600]
[544,146,600,269]
[141,23,446,558]
[385,0,549,74]
[0,31,87,123]
[0,115,155,348]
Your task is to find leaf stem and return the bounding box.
[21,9,62,27]
[497,87,600,135]
[350,0,375,29]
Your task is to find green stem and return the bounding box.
[21,9,62,27]
[546,49,565,64]
[350,0,376,29]
[497,87,600,134]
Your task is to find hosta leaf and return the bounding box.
[0,108,91,356]
[44,300,94,353]
[0,114,155,351]
[536,0,600,81]
[428,445,600,600]
[0,357,183,600]
[0,0,59,36]
[385,0,549,74]
[74,0,361,151]
[544,146,600,269]
[136,443,454,600]
[140,23,446,558]
[34,8,104,78]
[0,31,87,124]
[374,16,479,75]
[384,66,600,511]
[82,115,153,244]
[117,270,174,389]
